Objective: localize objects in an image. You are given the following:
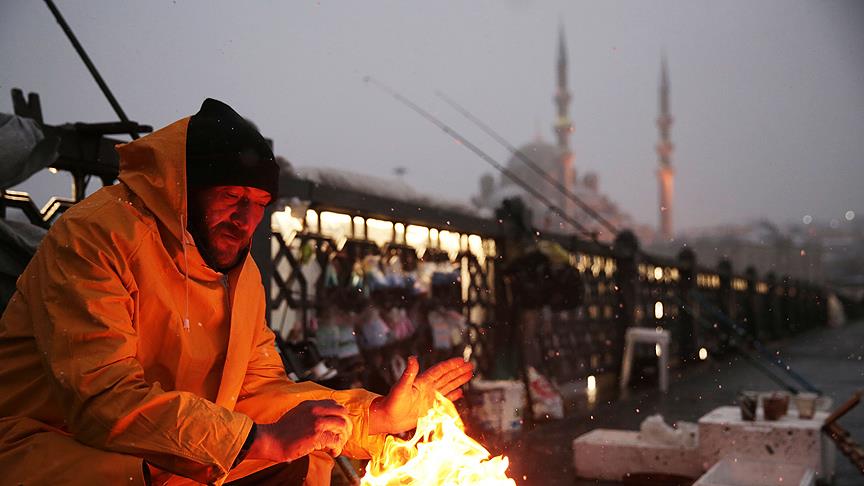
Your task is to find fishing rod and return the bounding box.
[674,294,801,393]
[364,76,594,238]
[431,89,817,392]
[689,290,821,394]
[43,0,139,140]
[435,91,619,237]
[372,82,812,392]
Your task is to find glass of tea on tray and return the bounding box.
[738,391,758,421]
[795,392,818,419]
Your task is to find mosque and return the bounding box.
[471,28,674,244]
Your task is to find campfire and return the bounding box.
[362,393,516,485]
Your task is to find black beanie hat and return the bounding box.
[186,98,279,200]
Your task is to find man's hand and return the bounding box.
[369,356,474,435]
[246,400,353,462]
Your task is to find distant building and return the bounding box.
[471,27,650,242]
[648,220,823,283]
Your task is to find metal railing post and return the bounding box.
[677,248,697,361]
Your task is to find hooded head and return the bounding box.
[116,98,279,274]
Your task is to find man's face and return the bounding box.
[188,185,271,271]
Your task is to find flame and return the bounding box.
[362,392,516,486]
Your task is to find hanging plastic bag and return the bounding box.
[428,309,453,350]
[359,307,391,349]
[316,319,340,358]
[337,324,360,358]
[384,307,414,341]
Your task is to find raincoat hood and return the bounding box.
[116,117,191,244]
[116,98,280,248]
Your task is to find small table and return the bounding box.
[698,406,836,483]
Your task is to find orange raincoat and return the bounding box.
[0,117,384,485]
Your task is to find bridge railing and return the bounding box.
[265,173,828,398]
[510,229,828,395]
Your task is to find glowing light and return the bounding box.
[590,258,601,277]
[271,207,304,244]
[467,234,485,263]
[604,259,616,276]
[406,225,430,255]
[483,239,497,259]
[305,209,319,230]
[699,348,708,360]
[654,301,664,319]
[48,167,59,174]
[362,393,515,486]
[587,375,597,405]
[655,344,662,357]
[653,267,663,280]
[802,215,812,225]
[367,218,395,246]
[576,255,588,272]
[461,258,470,301]
[846,210,856,221]
[438,230,461,260]
[319,211,353,243]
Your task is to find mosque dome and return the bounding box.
[500,141,567,192]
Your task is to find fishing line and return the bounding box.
[364,76,593,238]
[435,90,618,237]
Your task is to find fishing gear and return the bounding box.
[672,293,801,393]
[363,76,594,238]
[689,290,821,394]
[435,91,619,237]
[370,79,820,393]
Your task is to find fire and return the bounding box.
[362,392,516,486]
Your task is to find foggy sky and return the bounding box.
[1,0,862,232]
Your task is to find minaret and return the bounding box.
[554,25,576,218]
[656,55,675,240]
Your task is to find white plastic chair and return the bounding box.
[619,327,670,393]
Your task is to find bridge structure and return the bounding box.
[2,90,829,420]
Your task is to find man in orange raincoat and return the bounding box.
[0,99,473,485]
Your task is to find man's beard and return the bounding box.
[187,212,247,273]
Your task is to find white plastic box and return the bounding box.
[694,458,815,486]
[572,429,703,481]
